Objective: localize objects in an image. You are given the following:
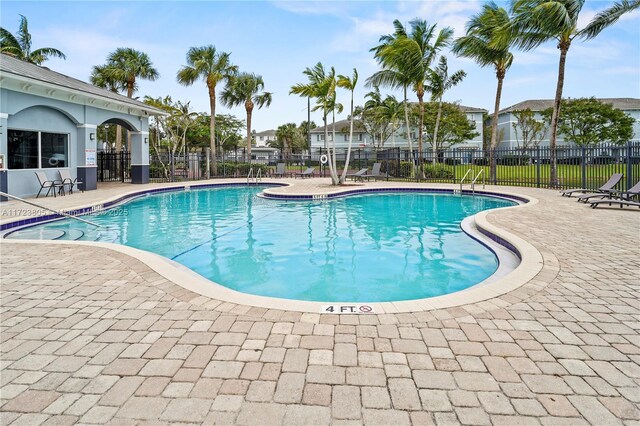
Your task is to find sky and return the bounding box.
[2,1,639,132]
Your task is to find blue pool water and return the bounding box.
[9,186,516,302]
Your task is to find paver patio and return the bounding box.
[1,180,639,425]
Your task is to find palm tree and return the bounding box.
[220,73,272,163]
[426,56,466,164]
[453,2,515,182]
[94,48,159,152]
[0,15,65,64]
[91,65,127,151]
[275,123,300,160]
[378,95,404,148]
[177,45,237,175]
[290,62,340,184]
[506,0,640,186]
[370,19,453,176]
[336,69,358,183]
[102,48,159,98]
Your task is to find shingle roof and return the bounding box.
[310,119,360,133]
[255,129,277,137]
[499,98,640,114]
[0,54,164,115]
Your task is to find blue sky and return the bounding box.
[2,1,639,131]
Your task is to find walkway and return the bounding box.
[1,179,638,425]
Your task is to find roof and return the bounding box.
[310,119,360,133]
[499,98,640,114]
[0,54,165,115]
[254,129,277,137]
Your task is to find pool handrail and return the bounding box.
[460,168,473,192]
[0,191,101,228]
[472,169,485,194]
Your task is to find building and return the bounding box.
[254,129,277,147]
[0,54,165,198]
[309,104,487,154]
[495,98,640,149]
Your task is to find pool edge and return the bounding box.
[1,183,546,313]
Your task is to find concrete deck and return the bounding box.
[1,178,639,425]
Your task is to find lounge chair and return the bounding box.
[35,171,65,198]
[272,163,289,178]
[561,173,622,197]
[294,167,315,179]
[590,180,640,209]
[346,168,369,181]
[361,162,384,181]
[59,169,84,194]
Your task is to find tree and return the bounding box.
[101,48,159,98]
[90,64,127,152]
[377,95,404,149]
[94,48,159,151]
[0,14,65,64]
[369,19,453,176]
[426,56,466,164]
[275,123,303,160]
[177,46,237,175]
[291,62,341,185]
[506,0,640,186]
[337,69,358,183]
[354,87,395,150]
[298,121,317,151]
[511,108,550,150]
[215,114,245,157]
[453,2,515,181]
[557,98,633,146]
[422,102,479,152]
[220,73,272,163]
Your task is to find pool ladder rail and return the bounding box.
[247,168,262,184]
[459,169,485,194]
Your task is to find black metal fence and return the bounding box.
[98,142,639,191]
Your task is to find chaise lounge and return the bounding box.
[590,180,640,209]
[272,163,290,178]
[346,168,369,181]
[294,167,315,179]
[361,162,384,181]
[561,173,622,198]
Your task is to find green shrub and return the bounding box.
[422,164,454,179]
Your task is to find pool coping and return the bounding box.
[1,180,544,313]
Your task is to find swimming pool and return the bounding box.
[5,186,517,302]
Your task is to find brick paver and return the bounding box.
[1,182,639,425]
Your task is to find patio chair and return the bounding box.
[362,162,384,181]
[273,163,289,178]
[35,171,65,198]
[294,167,315,179]
[346,168,369,181]
[561,173,622,197]
[59,169,84,194]
[590,180,640,209]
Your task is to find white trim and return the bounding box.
[77,124,98,129]
[129,131,149,136]
[0,113,8,119]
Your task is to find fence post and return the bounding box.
[170,154,175,182]
[206,148,210,179]
[120,153,125,182]
[536,146,541,188]
[453,149,457,184]
[581,145,586,190]
[626,141,632,191]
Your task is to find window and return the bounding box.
[318,135,324,141]
[7,129,68,169]
[358,134,363,141]
[344,134,349,141]
[41,133,68,168]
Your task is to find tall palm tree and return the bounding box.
[453,2,515,181]
[0,15,65,64]
[337,69,358,183]
[426,56,466,164]
[102,48,159,98]
[370,19,453,176]
[506,0,640,186]
[291,63,340,184]
[220,73,272,163]
[177,45,237,175]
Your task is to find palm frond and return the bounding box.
[30,47,65,65]
[579,0,640,40]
